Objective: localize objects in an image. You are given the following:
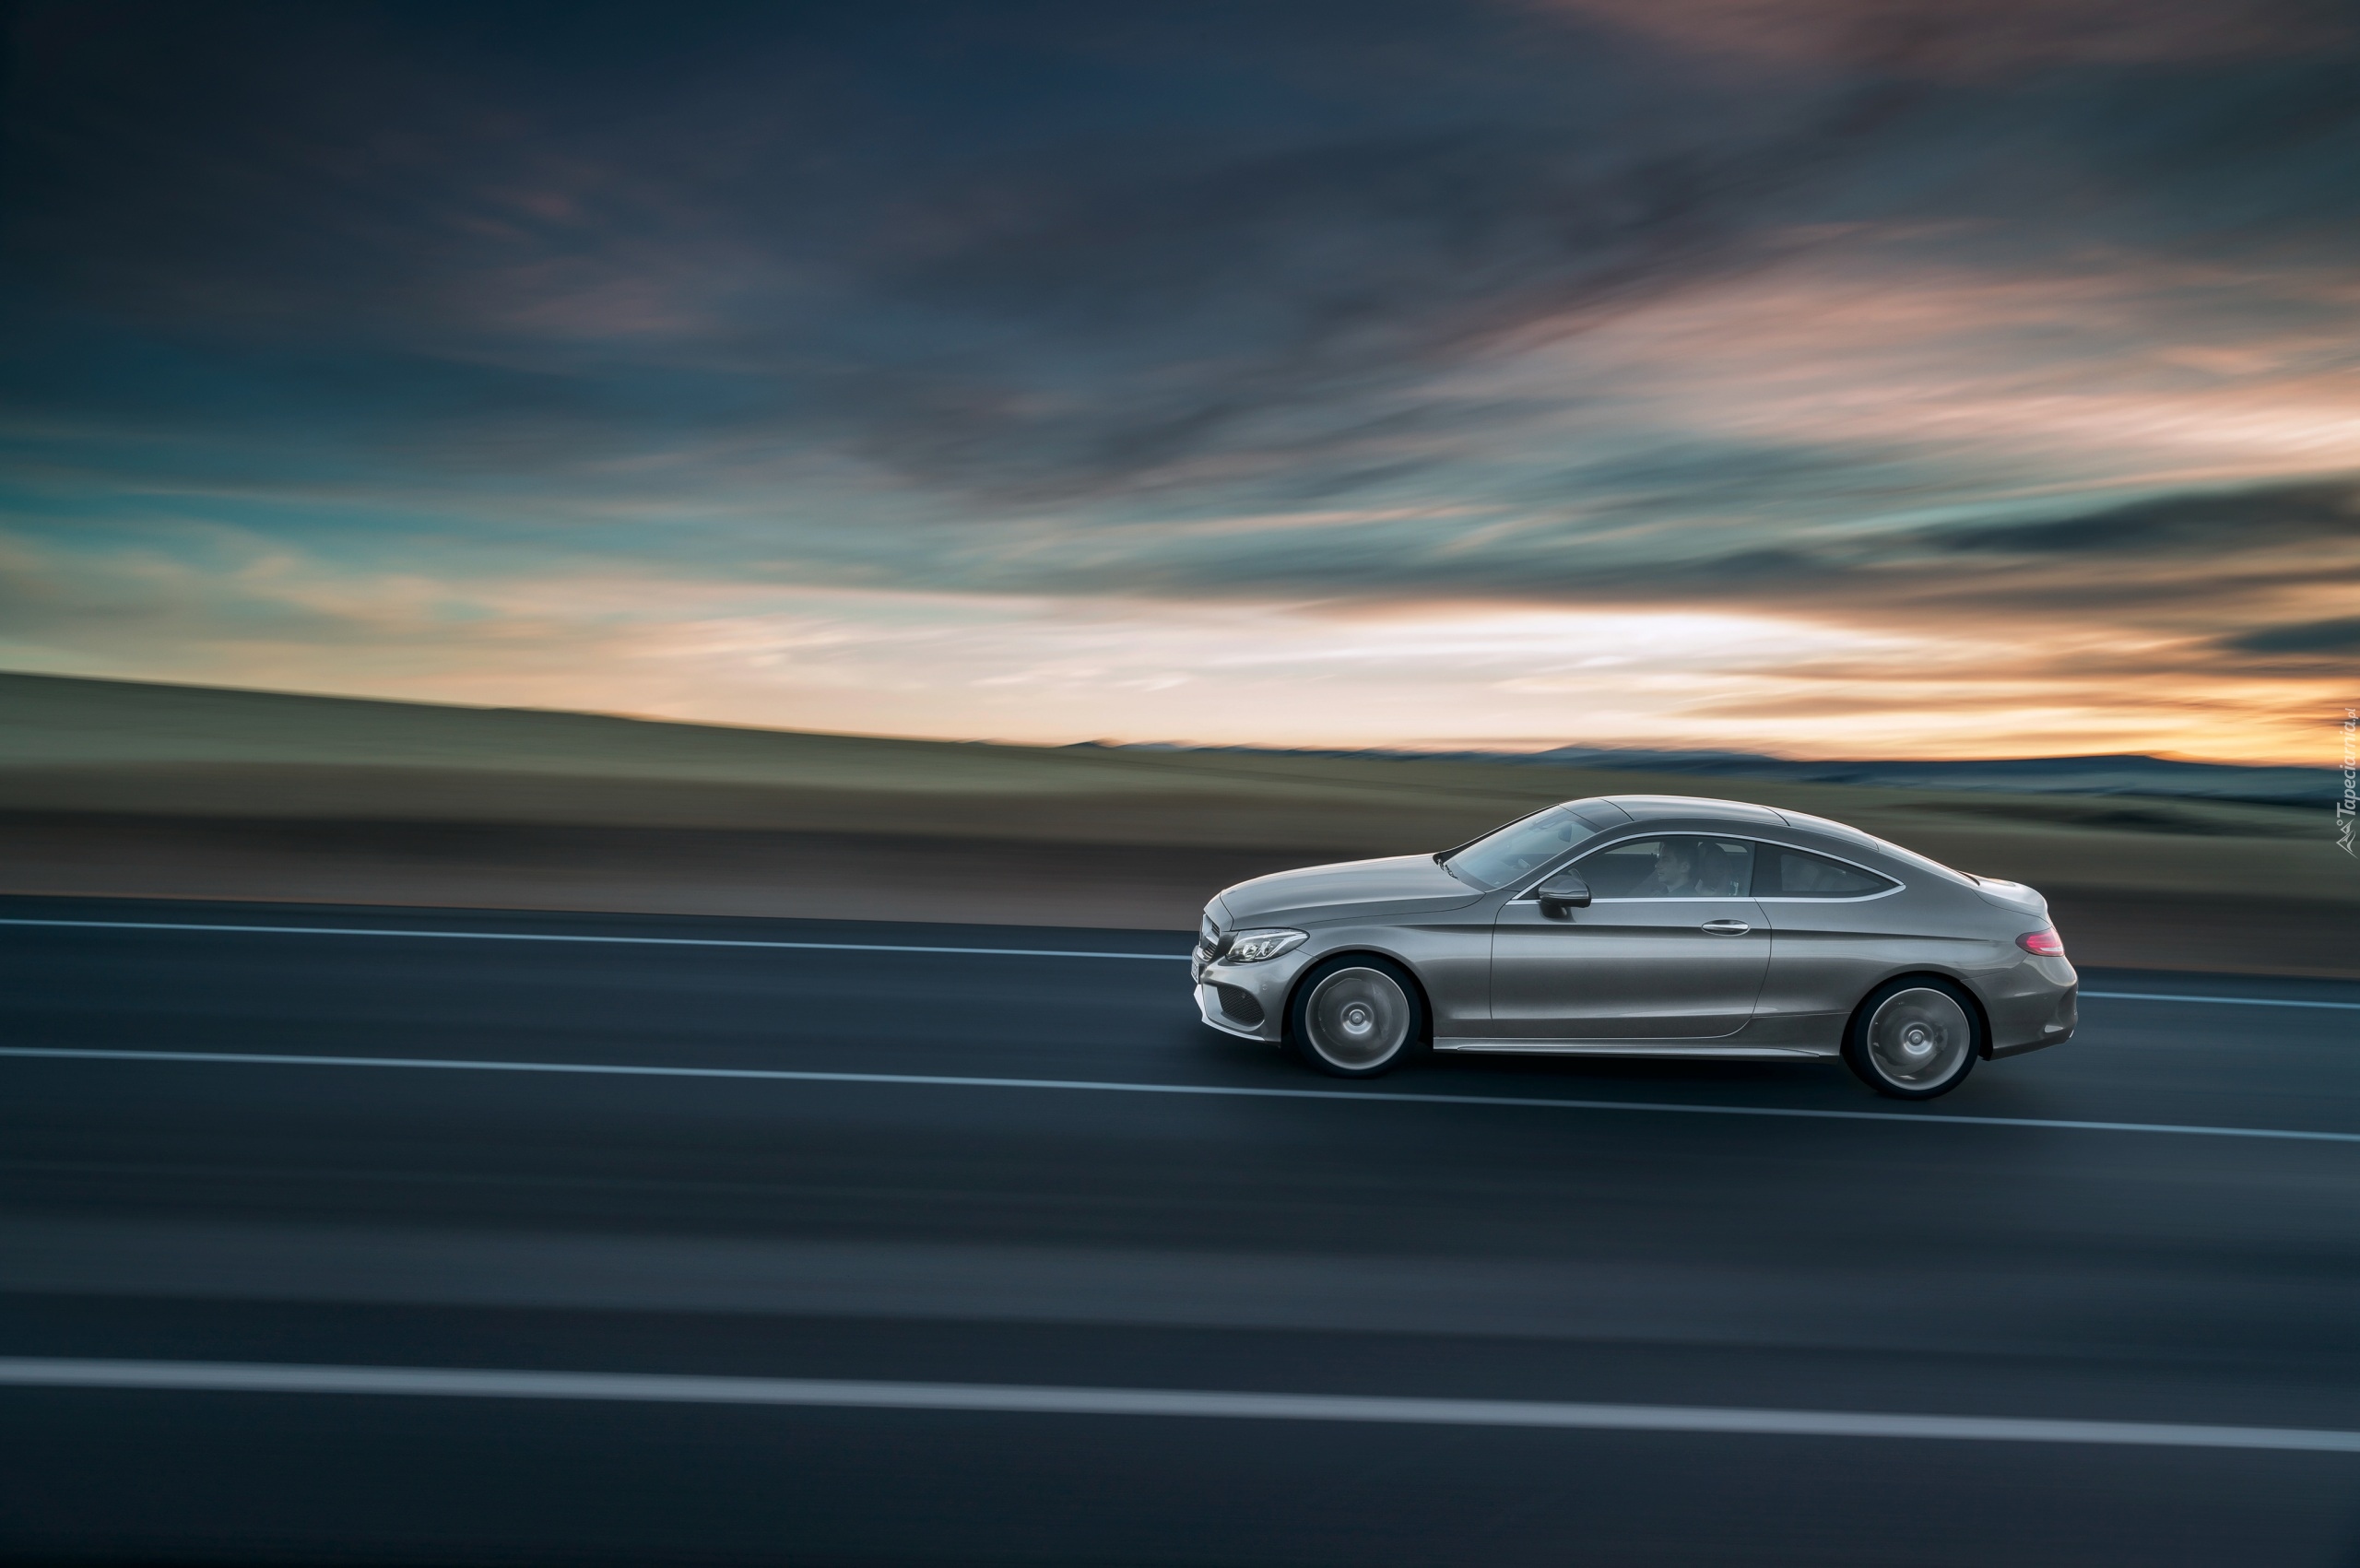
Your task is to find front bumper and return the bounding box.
[1190,950,1302,1044]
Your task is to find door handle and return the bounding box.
[1700,919,1752,935]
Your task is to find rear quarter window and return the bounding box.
[1762,846,1896,898]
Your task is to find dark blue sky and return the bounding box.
[3,1,2354,758]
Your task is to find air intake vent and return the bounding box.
[1215,984,1264,1027]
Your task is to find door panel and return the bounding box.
[1490,895,1770,1039]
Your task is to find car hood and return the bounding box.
[1215,854,1483,926]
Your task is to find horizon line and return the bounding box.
[0,666,2334,773]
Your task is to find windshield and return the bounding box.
[1440,805,1597,890]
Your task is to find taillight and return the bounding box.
[2018,929,2065,957]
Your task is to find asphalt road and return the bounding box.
[2,893,2356,1566]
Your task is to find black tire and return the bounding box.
[1844,976,1983,1100]
[1286,955,1426,1079]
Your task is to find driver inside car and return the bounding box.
[1629,841,1696,897]
[1691,842,1744,897]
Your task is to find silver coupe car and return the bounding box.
[1192,794,2076,1099]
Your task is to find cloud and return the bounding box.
[1538,0,2354,75]
[1936,481,2360,556]
[4,526,2327,761]
[4,1,2358,760]
[2222,616,2360,655]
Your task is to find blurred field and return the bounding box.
[4,672,2353,975]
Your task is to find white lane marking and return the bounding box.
[0,917,1186,963]
[5,1046,2355,1145]
[1,1359,2354,1453]
[8,919,2356,1009]
[2082,990,2360,1011]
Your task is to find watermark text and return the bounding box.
[2339,707,2355,856]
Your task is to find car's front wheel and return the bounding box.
[1287,956,1424,1078]
[1844,977,1982,1099]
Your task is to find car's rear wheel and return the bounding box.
[1288,957,1423,1079]
[1844,977,1982,1099]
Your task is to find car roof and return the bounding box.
[1565,795,1973,889]
[1593,794,1786,825]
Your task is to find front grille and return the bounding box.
[1193,915,1226,976]
[1215,984,1264,1027]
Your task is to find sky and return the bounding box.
[1,0,2355,762]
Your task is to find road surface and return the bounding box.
[2,895,2355,1565]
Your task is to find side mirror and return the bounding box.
[1536,869,1591,918]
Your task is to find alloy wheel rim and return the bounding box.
[1867,987,1972,1088]
[1306,969,1410,1068]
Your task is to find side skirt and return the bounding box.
[1434,1040,1839,1060]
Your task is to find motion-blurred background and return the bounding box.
[2,1,2354,962]
[0,669,2344,974]
[6,10,2360,1567]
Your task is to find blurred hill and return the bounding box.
[1207,745,2340,807]
[2,671,2351,974]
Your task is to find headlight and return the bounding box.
[1224,928,1307,963]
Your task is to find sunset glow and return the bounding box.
[3,3,2354,763]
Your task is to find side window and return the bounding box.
[1575,841,1665,899]
[1575,837,1754,899]
[1693,838,1754,898]
[1763,846,1896,898]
